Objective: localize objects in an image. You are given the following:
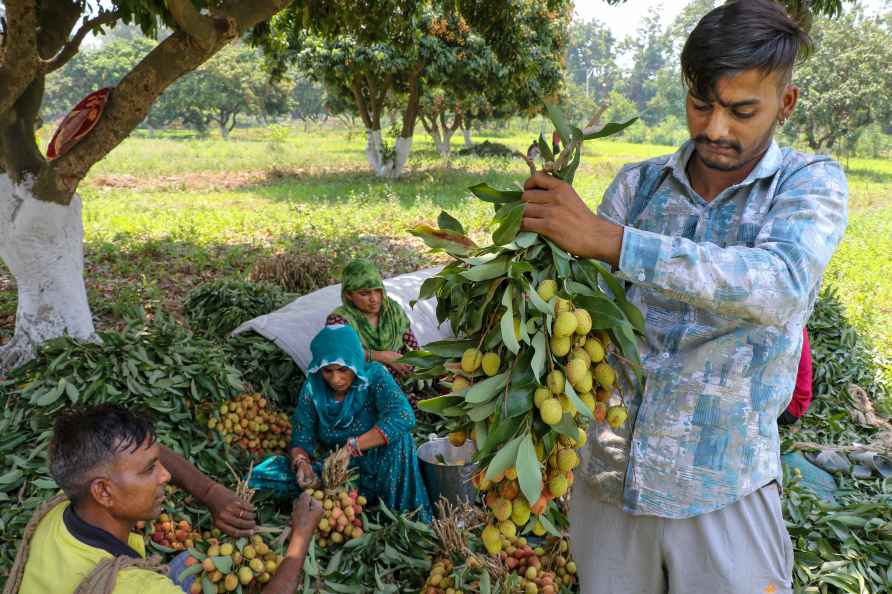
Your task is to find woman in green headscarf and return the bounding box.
[326,259,420,379]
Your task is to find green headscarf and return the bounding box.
[331,259,411,353]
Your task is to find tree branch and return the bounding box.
[32,0,290,204]
[36,0,81,59]
[350,75,374,130]
[40,9,122,74]
[400,66,423,138]
[0,0,40,116]
[165,0,224,50]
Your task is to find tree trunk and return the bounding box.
[0,175,96,370]
[463,128,472,148]
[364,129,413,179]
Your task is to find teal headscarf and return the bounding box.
[306,325,370,430]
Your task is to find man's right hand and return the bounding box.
[290,492,323,542]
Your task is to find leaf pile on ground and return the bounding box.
[781,287,892,592]
[184,280,288,337]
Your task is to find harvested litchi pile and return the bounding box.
[207,393,291,456]
[178,534,283,593]
[307,447,368,549]
[138,513,201,551]
[309,487,367,549]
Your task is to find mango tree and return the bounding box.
[259,0,570,176]
[0,0,291,370]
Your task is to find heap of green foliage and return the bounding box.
[224,333,305,406]
[0,315,248,575]
[779,287,892,592]
[783,287,890,451]
[184,279,287,337]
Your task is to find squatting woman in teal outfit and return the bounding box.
[289,324,432,522]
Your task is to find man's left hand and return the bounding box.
[205,483,256,537]
[522,173,623,266]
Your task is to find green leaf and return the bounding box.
[437,210,465,235]
[582,117,639,140]
[537,512,562,537]
[581,259,645,334]
[422,338,476,358]
[523,280,552,315]
[537,133,554,162]
[461,258,509,282]
[563,379,593,418]
[469,183,522,204]
[177,563,204,583]
[474,421,488,451]
[418,395,465,414]
[531,332,547,381]
[500,286,520,355]
[564,280,595,297]
[492,202,526,246]
[34,381,64,407]
[479,416,522,458]
[480,570,491,594]
[465,372,509,404]
[516,434,543,504]
[414,276,445,304]
[553,413,579,440]
[485,435,523,482]
[0,468,23,486]
[203,577,216,594]
[575,293,627,326]
[468,399,500,422]
[64,381,79,404]
[515,231,539,249]
[544,102,572,146]
[506,379,534,418]
[399,351,444,368]
[211,555,233,573]
[545,238,571,277]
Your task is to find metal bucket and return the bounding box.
[417,437,479,506]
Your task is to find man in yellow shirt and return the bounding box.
[18,405,322,594]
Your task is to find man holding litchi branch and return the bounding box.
[522,2,847,592]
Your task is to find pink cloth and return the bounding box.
[785,328,813,418]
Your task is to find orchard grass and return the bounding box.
[4,124,892,387]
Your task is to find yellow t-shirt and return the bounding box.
[19,501,182,594]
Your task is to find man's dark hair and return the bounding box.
[49,406,157,504]
[681,0,813,100]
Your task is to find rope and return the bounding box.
[72,555,168,594]
[2,493,68,594]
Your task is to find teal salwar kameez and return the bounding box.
[290,325,432,522]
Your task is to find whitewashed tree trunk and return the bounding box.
[463,128,472,148]
[441,128,456,157]
[429,126,444,155]
[0,174,97,370]
[364,129,413,179]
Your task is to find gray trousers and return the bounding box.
[569,481,793,594]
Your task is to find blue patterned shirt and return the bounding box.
[578,140,848,518]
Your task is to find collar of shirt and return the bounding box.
[660,139,784,200]
[63,504,141,559]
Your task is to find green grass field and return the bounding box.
[4,125,892,374]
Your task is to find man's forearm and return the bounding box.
[159,445,216,503]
